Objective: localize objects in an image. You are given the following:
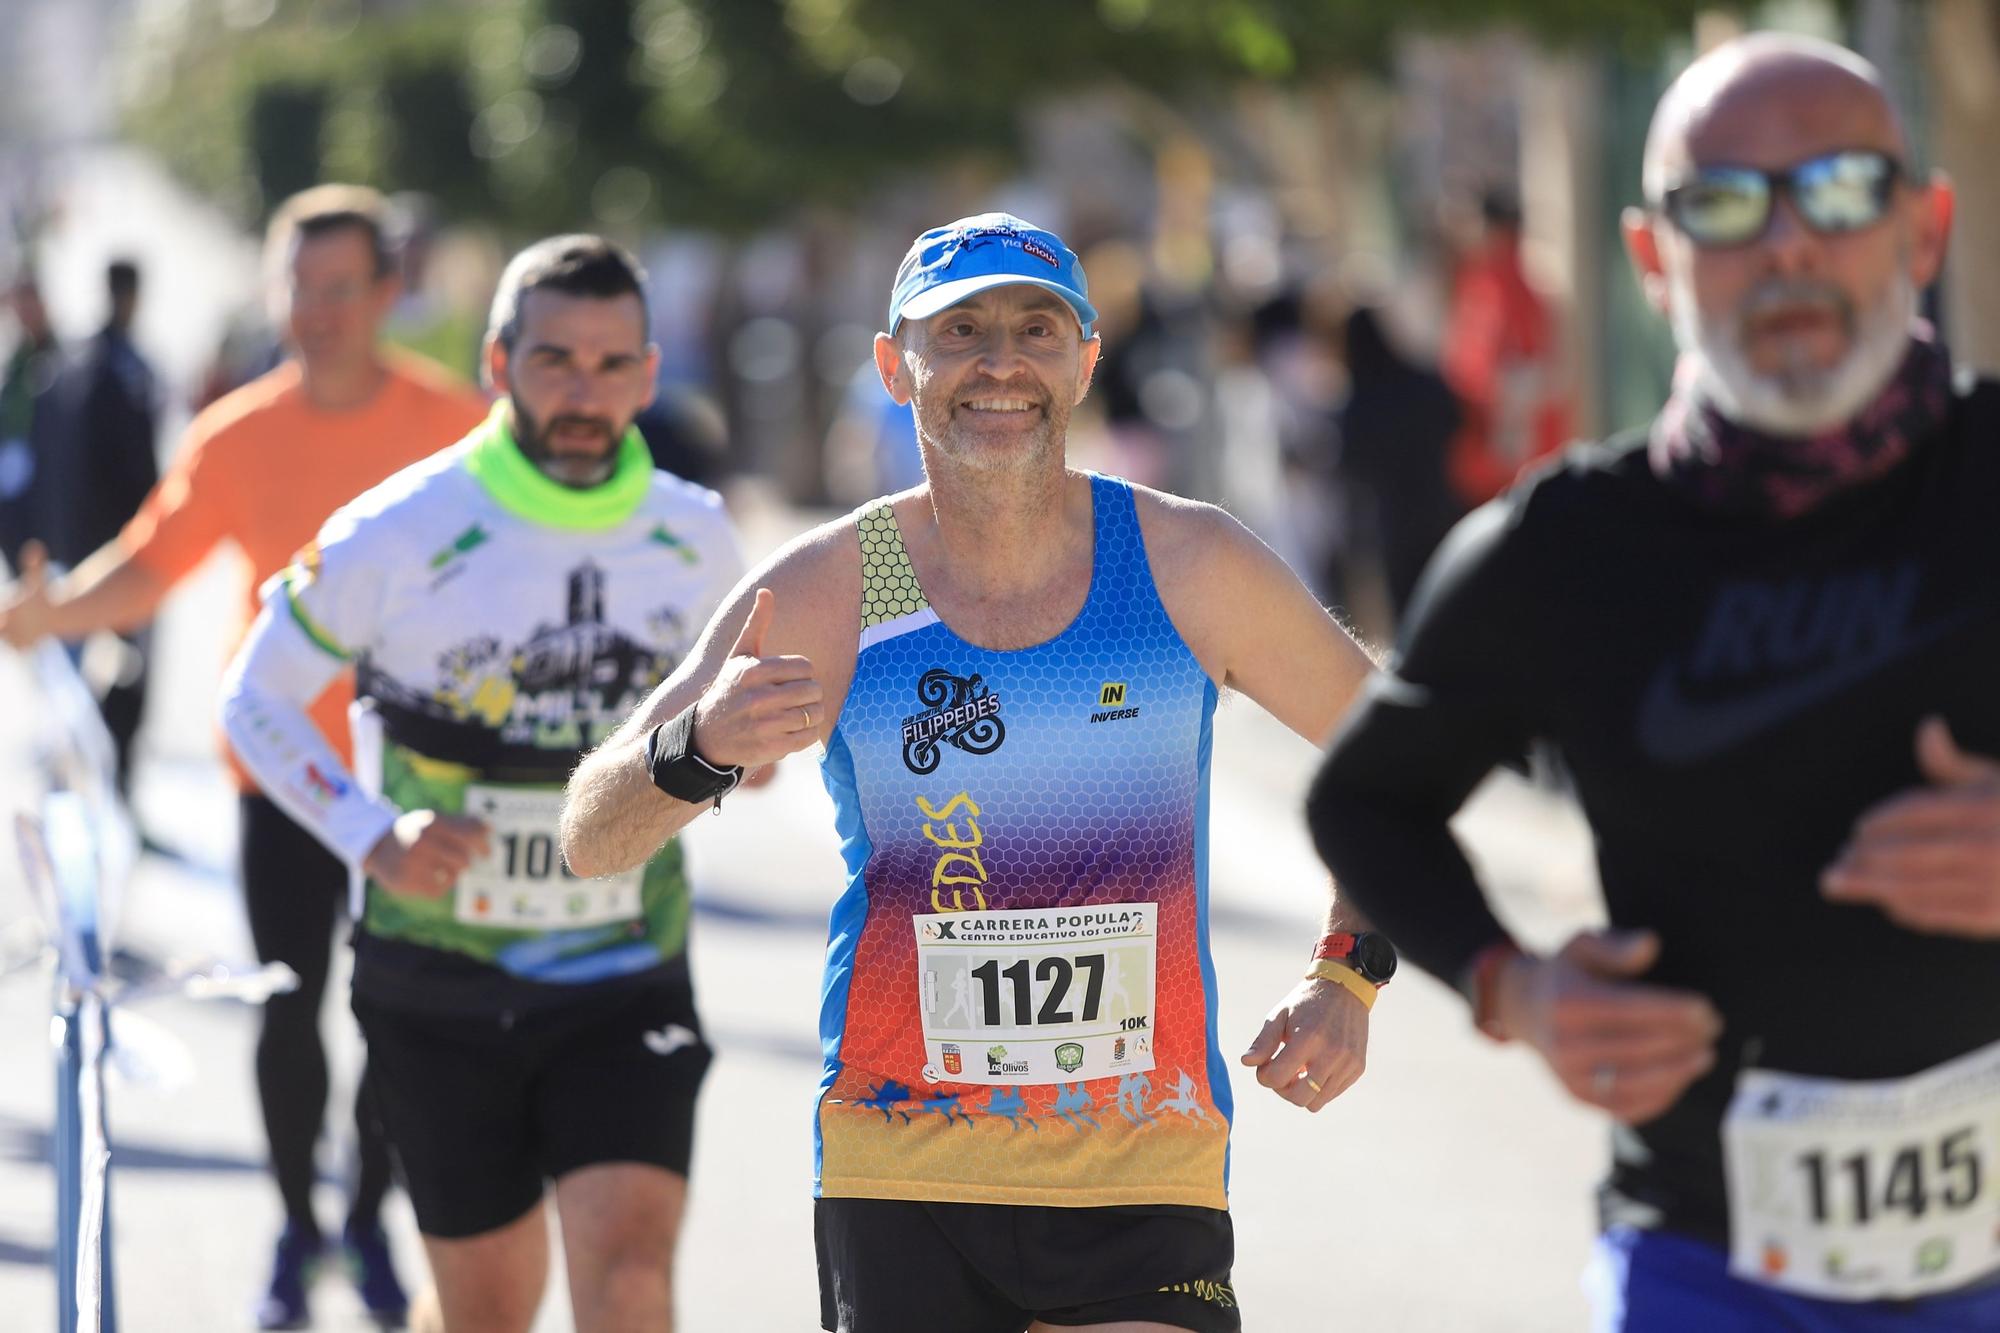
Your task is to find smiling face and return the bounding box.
[874,284,1101,478]
[1624,39,1951,435]
[486,288,658,487]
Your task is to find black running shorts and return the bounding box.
[354,977,711,1239]
[815,1197,1241,1332]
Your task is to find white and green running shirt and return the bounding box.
[221,406,744,1011]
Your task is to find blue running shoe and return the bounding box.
[254,1222,321,1330]
[342,1220,409,1327]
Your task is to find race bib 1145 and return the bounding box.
[1723,1037,2000,1301]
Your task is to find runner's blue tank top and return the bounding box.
[816,472,1229,1207]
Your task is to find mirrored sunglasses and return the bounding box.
[1658,149,1904,248]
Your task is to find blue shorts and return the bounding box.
[1587,1228,2000,1332]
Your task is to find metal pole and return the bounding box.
[52,998,80,1333]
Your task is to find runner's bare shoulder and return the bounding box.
[1125,483,1297,622]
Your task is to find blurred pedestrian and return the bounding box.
[1239,288,1347,607]
[34,260,161,791]
[823,357,922,504]
[1440,189,1572,508]
[0,183,488,1328]
[1335,304,1462,624]
[0,274,58,568]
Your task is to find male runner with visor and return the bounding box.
[562,213,1388,1332]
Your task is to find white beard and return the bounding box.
[1670,268,1917,437]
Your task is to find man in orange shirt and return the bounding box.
[0,183,487,1328]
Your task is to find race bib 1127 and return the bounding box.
[912,903,1157,1085]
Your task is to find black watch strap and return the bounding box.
[645,705,743,808]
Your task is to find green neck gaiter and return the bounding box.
[462,403,651,530]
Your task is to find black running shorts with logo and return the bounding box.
[815,1197,1241,1333]
[354,976,711,1239]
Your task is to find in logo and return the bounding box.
[986,1045,1009,1075]
[1089,680,1141,725]
[1113,1036,1127,1063]
[1055,1042,1085,1074]
[902,669,1006,773]
[941,1043,962,1076]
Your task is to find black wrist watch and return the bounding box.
[1311,931,1399,987]
[645,705,743,809]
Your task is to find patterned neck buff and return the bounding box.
[1649,325,1954,520]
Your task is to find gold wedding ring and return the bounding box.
[1304,1076,1324,1094]
[801,705,813,730]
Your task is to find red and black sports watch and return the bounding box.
[1311,932,1398,987]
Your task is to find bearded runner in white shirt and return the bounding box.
[220,235,744,1333]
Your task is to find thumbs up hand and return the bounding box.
[1821,717,2000,937]
[688,587,824,770]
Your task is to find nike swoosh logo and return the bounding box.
[642,1023,700,1057]
[1636,615,1972,765]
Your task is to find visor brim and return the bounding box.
[891,275,1097,335]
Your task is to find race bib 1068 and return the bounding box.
[1723,1037,2000,1301]
[912,903,1157,1085]
[454,784,642,929]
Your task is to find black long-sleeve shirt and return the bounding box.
[1308,376,2000,1242]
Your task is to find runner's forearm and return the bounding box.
[49,546,169,638]
[1322,891,1375,937]
[560,728,708,879]
[219,604,399,867]
[1305,704,1511,987]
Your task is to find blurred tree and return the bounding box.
[247,83,328,215]
[125,0,1713,234]
[124,0,501,224]
[380,66,484,221]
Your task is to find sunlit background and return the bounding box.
[6,1,1996,634]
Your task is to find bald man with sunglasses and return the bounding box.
[1307,33,2000,1331]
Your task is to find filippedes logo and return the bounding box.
[901,668,1006,774]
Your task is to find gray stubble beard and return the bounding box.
[1671,265,1918,437]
